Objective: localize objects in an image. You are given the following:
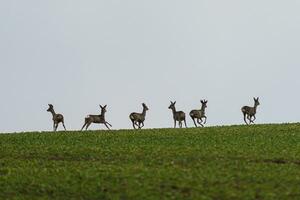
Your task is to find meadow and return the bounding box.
[0,124,300,199]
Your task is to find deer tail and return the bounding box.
[241,108,248,125]
[241,107,246,114]
[189,111,193,118]
[84,115,91,123]
[129,114,135,121]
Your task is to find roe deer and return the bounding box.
[129,103,149,129]
[81,105,112,130]
[241,97,260,125]
[190,100,208,127]
[47,104,66,131]
[168,101,187,128]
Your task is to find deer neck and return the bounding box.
[50,109,56,117]
[100,111,105,118]
[253,104,258,112]
[171,107,177,115]
[200,105,206,113]
[142,107,147,117]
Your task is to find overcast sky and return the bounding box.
[1,0,300,133]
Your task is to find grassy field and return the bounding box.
[0,124,300,200]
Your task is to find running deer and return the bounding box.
[129,103,149,129]
[168,101,187,128]
[81,105,112,130]
[47,104,66,131]
[190,100,208,127]
[241,97,260,125]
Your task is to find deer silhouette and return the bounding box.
[81,105,112,130]
[168,101,187,128]
[129,103,149,129]
[47,104,66,131]
[241,97,260,125]
[190,100,208,127]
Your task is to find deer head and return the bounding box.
[47,104,54,112]
[200,100,208,108]
[99,104,107,114]
[253,97,260,106]
[142,103,149,111]
[168,101,176,110]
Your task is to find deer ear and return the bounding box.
[174,101,176,104]
[99,105,103,108]
[104,105,107,108]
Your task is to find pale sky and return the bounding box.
[1,0,300,132]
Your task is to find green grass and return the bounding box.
[1,124,300,200]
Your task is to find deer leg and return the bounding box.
[53,122,56,131]
[197,119,204,127]
[104,122,111,130]
[131,120,136,129]
[138,122,141,129]
[252,115,256,123]
[192,117,197,127]
[250,115,256,124]
[174,120,176,128]
[203,116,207,124]
[184,119,187,128]
[243,113,248,125]
[62,122,66,131]
[248,116,252,123]
[247,115,252,124]
[179,121,182,128]
[197,118,203,124]
[106,121,112,127]
[81,118,89,131]
[85,122,92,130]
[81,123,87,131]
[54,123,58,132]
[140,122,144,128]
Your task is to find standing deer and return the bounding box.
[129,103,149,129]
[168,101,187,128]
[241,97,260,125]
[47,104,66,131]
[190,100,208,127]
[81,105,112,130]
